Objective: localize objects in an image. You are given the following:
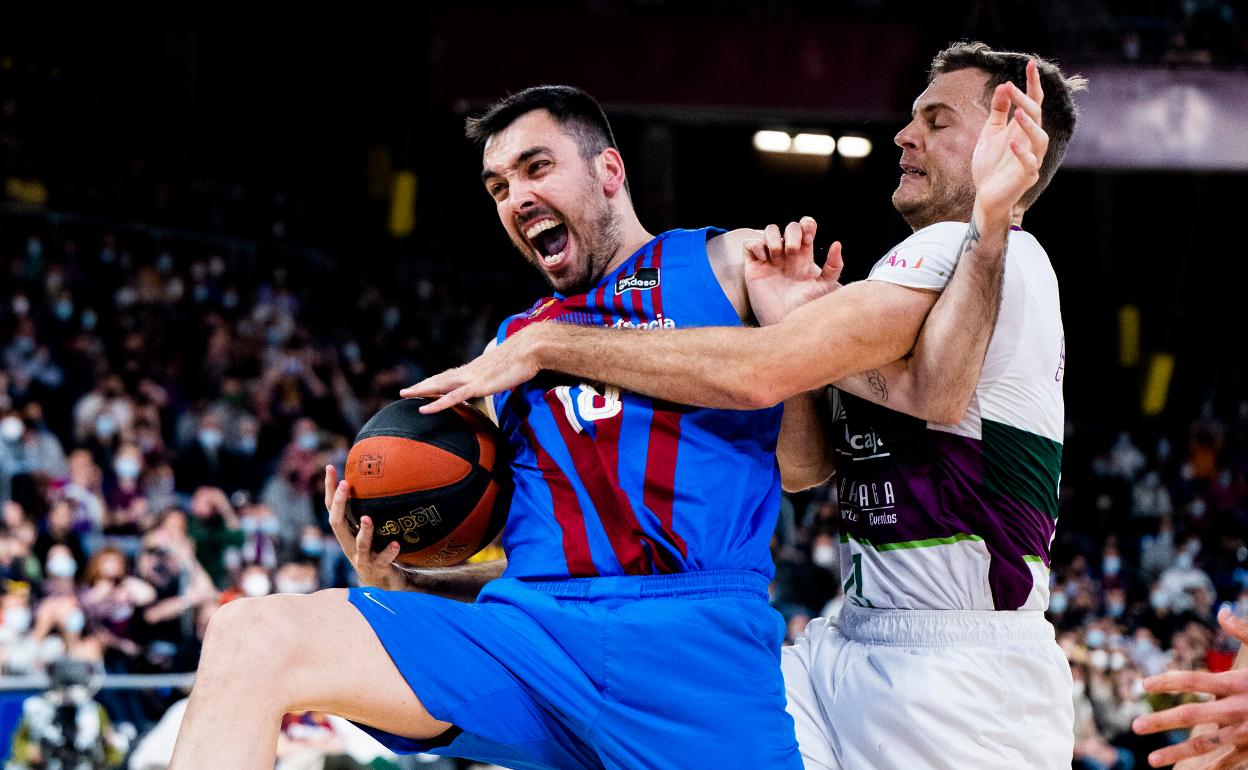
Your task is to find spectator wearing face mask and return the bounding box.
[78,547,155,661]
[175,411,229,492]
[0,411,33,505]
[15,403,68,481]
[33,503,87,576]
[27,591,103,671]
[104,442,145,513]
[0,584,36,672]
[186,487,243,588]
[222,415,268,496]
[220,564,273,604]
[1,504,41,584]
[272,561,318,595]
[260,426,322,553]
[76,383,132,471]
[62,449,108,535]
[131,521,217,671]
[237,502,281,571]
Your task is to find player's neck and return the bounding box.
[602,213,654,276]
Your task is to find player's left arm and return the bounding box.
[745,216,994,427]
[408,276,936,411]
[406,62,1047,414]
[832,213,1006,425]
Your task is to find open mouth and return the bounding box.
[900,163,927,180]
[524,218,570,268]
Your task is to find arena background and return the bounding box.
[1,5,1247,768]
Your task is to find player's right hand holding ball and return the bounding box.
[324,465,409,591]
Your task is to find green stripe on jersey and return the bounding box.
[841,532,984,551]
[1022,555,1045,564]
[982,418,1062,519]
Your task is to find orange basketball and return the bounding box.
[344,398,510,568]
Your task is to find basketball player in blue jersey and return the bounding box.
[410,46,1084,769]
[169,79,1038,768]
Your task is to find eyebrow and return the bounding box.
[911,101,955,119]
[481,145,553,184]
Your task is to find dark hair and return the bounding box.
[464,85,619,161]
[929,42,1088,209]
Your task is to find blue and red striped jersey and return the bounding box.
[491,228,784,580]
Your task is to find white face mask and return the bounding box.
[275,578,316,595]
[0,416,24,443]
[3,606,32,633]
[1089,649,1109,671]
[242,573,272,597]
[1048,592,1068,614]
[63,608,86,635]
[812,545,837,569]
[47,554,78,579]
[198,429,224,451]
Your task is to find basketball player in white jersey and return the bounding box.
[408,43,1086,768]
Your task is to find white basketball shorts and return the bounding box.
[782,605,1073,770]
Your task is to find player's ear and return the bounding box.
[598,148,627,197]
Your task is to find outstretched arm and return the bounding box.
[765,205,1005,492]
[405,62,1048,419]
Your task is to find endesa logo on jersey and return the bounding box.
[615,267,660,295]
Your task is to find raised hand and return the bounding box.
[972,58,1048,215]
[744,217,844,327]
[1133,607,1248,768]
[324,464,409,591]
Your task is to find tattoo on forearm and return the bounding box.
[959,218,982,256]
[866,369,888,402]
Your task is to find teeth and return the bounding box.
[543,251,565,265]
[525,219,560,239]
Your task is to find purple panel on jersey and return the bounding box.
[834,391,1057,610]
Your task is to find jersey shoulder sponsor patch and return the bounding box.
[868,221,966,292]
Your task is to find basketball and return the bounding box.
[344,398,511,568]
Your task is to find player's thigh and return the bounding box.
[781,628,841,770]
[598,597,802,769]
[829,641,1069,770]
[213,588,452,741]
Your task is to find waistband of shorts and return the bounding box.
[513,569,770,601]
[836,603,1056,646]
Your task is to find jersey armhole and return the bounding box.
[695,227,749,327]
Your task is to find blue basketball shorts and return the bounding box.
[347,570,802,770]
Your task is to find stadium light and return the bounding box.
[837,136,873,158]
[753,130,792,153]
[792,133,836,156]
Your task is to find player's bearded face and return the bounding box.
[482,111,624,296]
[508,167,622,295]
[891,70,990,231]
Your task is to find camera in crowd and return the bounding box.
[8,657,128,770]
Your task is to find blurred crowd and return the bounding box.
[0,213,501,767]
[3,29,1248,770]
[772,400,1248,769]
[5,206,1247,770]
